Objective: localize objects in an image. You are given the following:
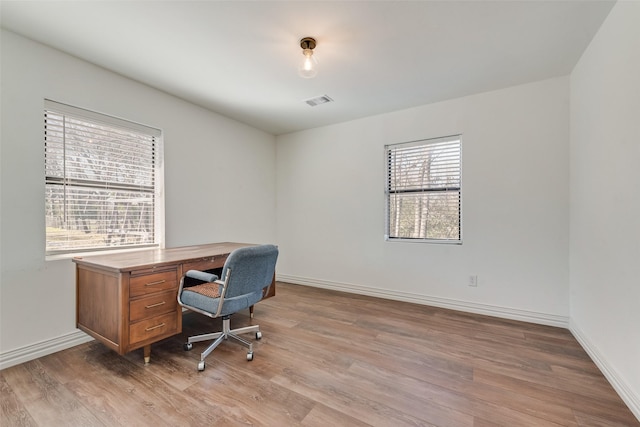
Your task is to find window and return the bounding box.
[385,135,461,243]
[44,100,163,255]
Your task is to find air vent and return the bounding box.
[304,95,333,107]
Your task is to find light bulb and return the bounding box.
[303,52,313,71]
[298,46,318,78]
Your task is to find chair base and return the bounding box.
[184,316,261,370]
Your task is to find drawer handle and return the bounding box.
[145,279,166,287]
[145,301,166,309]
[145,323,165,332]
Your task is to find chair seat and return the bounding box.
[186,282,221,298]
[181,288,264,317]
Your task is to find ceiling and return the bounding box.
[1,1,615,135]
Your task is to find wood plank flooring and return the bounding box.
[1,282,638,426]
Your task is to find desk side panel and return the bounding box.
[77,265,121,353]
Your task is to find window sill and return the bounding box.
[384,237,463,245]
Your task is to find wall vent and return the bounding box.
[305,95,333,107]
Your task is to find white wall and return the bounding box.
[569,1,640,417]
[0,30,277,361]
[277,76,570,325]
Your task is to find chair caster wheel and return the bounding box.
[247,352,254,361]
[184,343,193,351]
[255,331,262,340]
[197,361,205,371]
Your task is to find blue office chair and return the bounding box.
[177,244,278,371]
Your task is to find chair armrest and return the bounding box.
[185,270,218,282]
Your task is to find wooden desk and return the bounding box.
[73,242,275,364]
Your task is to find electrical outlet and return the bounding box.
[469,275,478,287]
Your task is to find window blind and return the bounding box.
[44,100,161,255]
[385,135,462,242]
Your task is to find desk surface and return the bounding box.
[73,242,251,272]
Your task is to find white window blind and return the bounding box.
[44,100,162,255]
[385,135,462,243]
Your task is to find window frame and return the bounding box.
[384,135,462,244]
[44,99,164,257]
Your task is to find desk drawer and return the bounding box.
[130,290,177,322]
[129,312,178,345]
[130,269,178,297]
[183,255,227,273]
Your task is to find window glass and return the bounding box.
[44,100,162,255]
[385,135,461,243]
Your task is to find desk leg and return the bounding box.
[144,345,151,365]
[249,305,254,319]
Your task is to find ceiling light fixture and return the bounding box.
[299,37,318,79]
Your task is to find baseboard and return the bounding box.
[0,330,94,371]
[276,274,569,328]
[570,320,640,421]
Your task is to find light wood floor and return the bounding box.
[1,282,638,426]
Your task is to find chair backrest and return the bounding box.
[221,244,278,299]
